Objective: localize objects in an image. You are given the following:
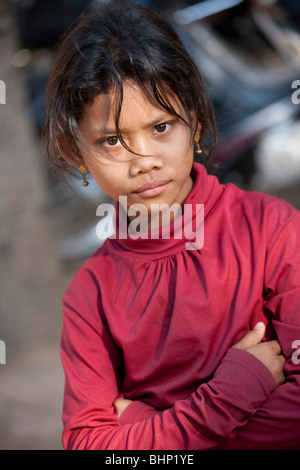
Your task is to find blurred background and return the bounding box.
[1,0,300,449]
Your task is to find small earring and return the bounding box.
[79,164,89,186]
[194,132,203,154]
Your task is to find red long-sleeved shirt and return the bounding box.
[61,162,300,450]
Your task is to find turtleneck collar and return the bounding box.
[109,162,224,259]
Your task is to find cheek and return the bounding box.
[169,130,194,158]
[167,139,194,167]
[87,165,126,199]
[86,165,111,192]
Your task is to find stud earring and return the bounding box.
[79,164,89,186]
[194,132,202,154]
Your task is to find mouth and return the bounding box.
[133,180,170,198]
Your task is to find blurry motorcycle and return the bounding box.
[169,0,300,190]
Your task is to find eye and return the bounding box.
[102,136,120,147]
[153,122,171,134]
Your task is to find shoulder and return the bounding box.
[224,182,299,224]
[217,182,300,249]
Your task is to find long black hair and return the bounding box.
[44,0,217,173]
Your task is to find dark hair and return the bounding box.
[44,0,217,174]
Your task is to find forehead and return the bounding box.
[79,82,184,135]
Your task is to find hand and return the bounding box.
[233,322,285,386]
[114,397,133,418]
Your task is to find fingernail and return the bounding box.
[254,322,265,330]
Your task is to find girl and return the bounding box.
[45,1,300,450]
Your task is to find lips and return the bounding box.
[133,180,170,198]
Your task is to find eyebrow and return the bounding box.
[95,112,175,136]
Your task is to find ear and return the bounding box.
[59,136,86,171]
[189,110,202,136]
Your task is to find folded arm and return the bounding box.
[61,280,277,450]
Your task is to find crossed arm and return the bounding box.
[115,322,285,417]
[61,301,289,450]
[114,322,300,450]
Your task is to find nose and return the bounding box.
[129,139,163,176]
[129,154,163,176]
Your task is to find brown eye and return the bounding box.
[106,136,119,146]
[154,123,167,133]
[102,136,120,147]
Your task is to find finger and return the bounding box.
[233,322,266,350]
[266,340,282,355]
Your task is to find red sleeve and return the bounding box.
[214,211,300,450]
[61,269,276,450]
[118,400,158,424]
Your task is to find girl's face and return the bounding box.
[78,82,195,222]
